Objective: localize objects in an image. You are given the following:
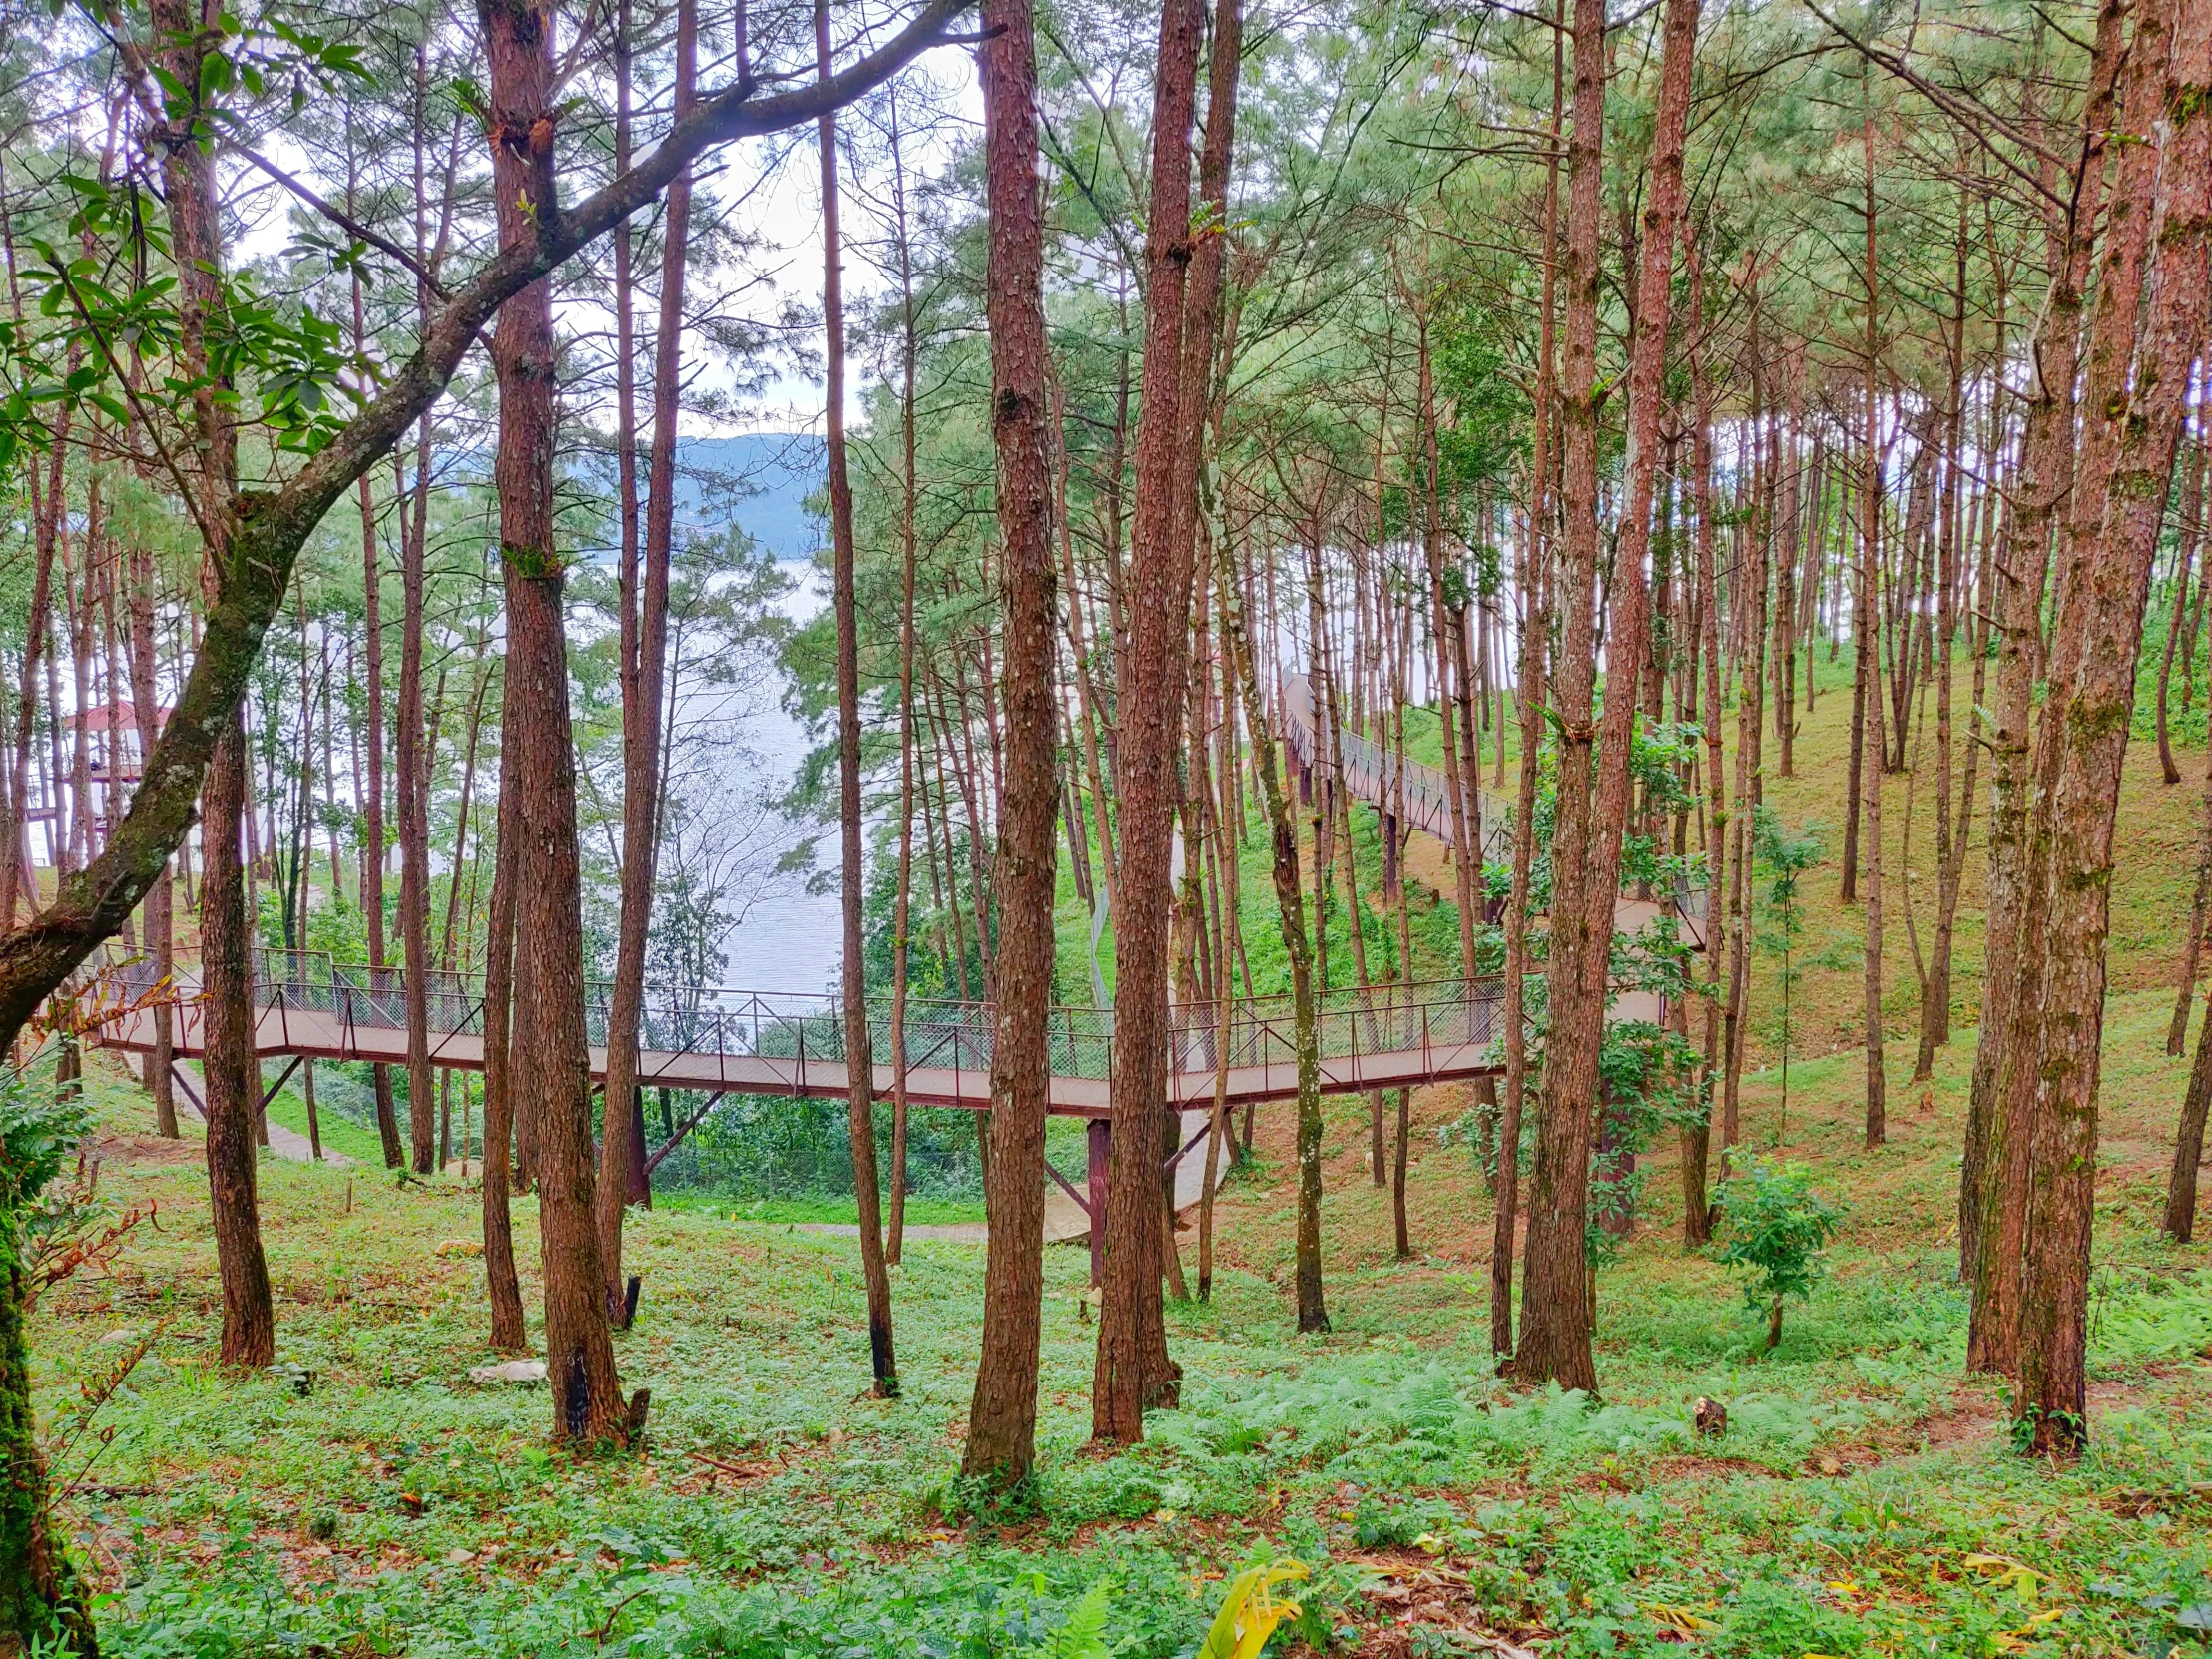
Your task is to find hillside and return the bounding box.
[41,659,2212,1658]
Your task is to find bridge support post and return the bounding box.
[1087,1117,1110,1287]
[623,1088,652,1209]
[1382,811,1400,899]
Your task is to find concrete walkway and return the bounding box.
[172,1063,353,1166]
[796,1105,1229,1247]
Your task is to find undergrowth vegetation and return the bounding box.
[39,1007,2212,1659]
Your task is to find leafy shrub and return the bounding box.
[1,1056,92,1268]
[1714,1158,1845,1352]
[1350,1493,1460,1550]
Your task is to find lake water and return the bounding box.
[701,554,844,999]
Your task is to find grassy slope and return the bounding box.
[260,1087,392,1168]
[40,655,2212,1658]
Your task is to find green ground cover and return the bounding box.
[39,651,2212,1659]
[43,1003,2212,1658]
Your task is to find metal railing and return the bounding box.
[1276,673,1717,944]
[1277,672,1511,863]
[106,945,1506,1090]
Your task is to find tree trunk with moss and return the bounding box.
[479,0,628,1443]
[0,1251,96,1655]
[1093,0,1206,1443]
[962,0,1054,1484]
[2015,0,2206,1457]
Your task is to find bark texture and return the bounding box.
[397,439,434,1174]
[0,1252,97,1655]
[820,0,899,1397]
[1960,0,2125,1334]
[480,0,626,1443]
[599,0,696,1311]
[153,0,274,1372]
[963,0,1055,1485]
[1094,0,1206,1443]
[479,732,528,1352]
[1496,0,1562,1341]
[2013,0,2206,1456]
[1512,0,1688,1386]
[1220,534,1327,1334]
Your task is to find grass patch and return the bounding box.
[40,661,2212,1658]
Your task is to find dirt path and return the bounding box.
[171,1065,353,1167]
[798,1106,1226,1247]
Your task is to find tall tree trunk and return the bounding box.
[1841,511,1867,902]
[2187,432,2210,721]
[0,424,61,931]
[1964,0,2128,1349]
[394,46,457,1174]
[963,0,1054,1484]
[2016,0,2205,1456]
[1417,315,1480,983]
[1159,0,1242,1327]
[599,0,694,1315]
[2169,975,2212,1240]
[1917,221,1971,1081]
[2168,396,2212,1055]
[201,707,272,1370]
[0,1238,97,1656]
[149,0,275,1373]
[1221,530,1327,1334]
[1391,1086,1412,1259]
[397,439,434,1174]
[820,0,899,1398]
[479,685,529,1353]
[2157,519,2193,788]
[1201,569,1243,1293]
[1510,0,1609,1392]
[125,548,177,1138]
[1860,402,1888,1146]
[1690,249,1728,1226]
[1511,0,1690,1387]
[1773,441,1799,780]
[480,0,628,1443]
[1094,0,1206,1443]
[1496,0,1563,1341]
[354,242,402,1170]
[1722,332,1771,1158]
[2171,737,2212,1056]
[885,95,923,1266]
[1856,139,1889,1148]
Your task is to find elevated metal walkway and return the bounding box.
[1276,672,1510,865]
[95,949,1508,1117]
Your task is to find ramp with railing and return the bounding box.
[1275,672,1712,952]
[95,949,1508,1117]
[1276,672,1510,864]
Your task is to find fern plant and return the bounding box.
[1015,1578,1115,1659]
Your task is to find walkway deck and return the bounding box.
[1277,671,1712,955]
[95,951,1507,1117]
[1276,672,1509,864]
[95,682,1702,1118]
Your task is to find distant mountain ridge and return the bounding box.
[673,433,825,563]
